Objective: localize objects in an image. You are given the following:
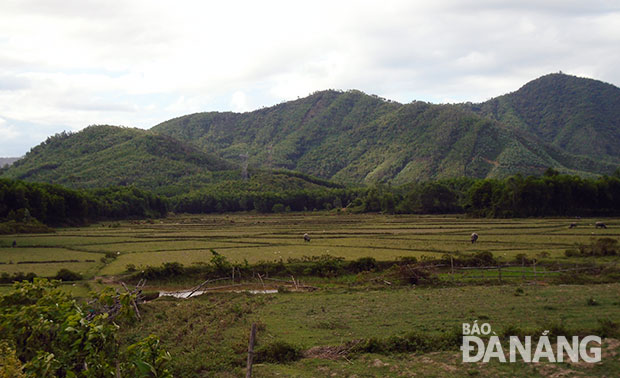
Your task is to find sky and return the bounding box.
[1,0,620,157]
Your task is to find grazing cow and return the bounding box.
[303,233,311,242]
[470,233,478,244]
[569,223,577,229]
[595,222,607,229]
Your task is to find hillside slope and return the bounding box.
[1,125,236,195]
[3,74,618,191]
[154,84,616,184]
[466,73,620,162]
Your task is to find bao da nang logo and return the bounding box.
[461,321,601,363]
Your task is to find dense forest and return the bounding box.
[152,73,620,183]
[0,178,167,228]
[2,169,620,230]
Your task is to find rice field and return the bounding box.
[0,213,618,278]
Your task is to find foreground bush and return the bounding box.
[0,278,171,377]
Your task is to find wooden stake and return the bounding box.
[246,323,257,378]
[450,256,454,281]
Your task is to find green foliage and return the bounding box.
[54,268,83,281]
[3,75,620,194]
[2,125,234,195]
[467,173,620,217]
[124,335,172,378]
[579,238,619,256]
[349,257,378,273]
[255,341,302,364]
[0,272,37,284]
[0,279,171,377]
[0,178,168,227]
[469,73,620,164]
[0,219,53,234]
[0,340,26,378]
[350,330,461,355]
[394,265,436,285]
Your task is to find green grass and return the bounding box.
[248,284,620,348]
[1,213,619,376]
[119,283,620,377]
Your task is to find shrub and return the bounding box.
[396,265,435,285]
[0,272,37,284]
[271,203,285,213]
[597,319,619,338]
[514,253,533,264]
[255,341,302,363]
[577,238,619,256]
[349,257,378,273]
[54,268,82,281]
[0,279,171,377]
[399,256,418,265]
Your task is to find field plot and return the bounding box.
[123,283,620,377]
[0,213,618,277]
[251,284,620,348]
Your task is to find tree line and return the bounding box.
[0,178,167,226]
[2,169,620,227]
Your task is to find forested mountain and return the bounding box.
[1,125,236,195]
[464,73,620,163]
[153,74,618,184]
[2,74,618,192]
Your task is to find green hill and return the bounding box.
[3,74,618,192]
[466,73,620,163]
[1,125,236,195]
[153,82,617,184]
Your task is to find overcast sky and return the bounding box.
[1,0,620,156]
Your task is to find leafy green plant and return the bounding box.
[0,278,172,377]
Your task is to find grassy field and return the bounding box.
[1,213,618,279]
[1,213,620,376]
[120,283,620,377]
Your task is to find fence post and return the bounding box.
[522,257,525,281]
[498,264,502,283]
[450,256,454,281]
[533,260,537,283]
[246,323,257,378]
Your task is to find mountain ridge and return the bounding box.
[152,73,619,183]
[2,73,619,191]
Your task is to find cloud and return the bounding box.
[0,74,30,91]
[0,118,19,140]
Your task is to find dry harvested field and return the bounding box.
[1,213,618,278]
